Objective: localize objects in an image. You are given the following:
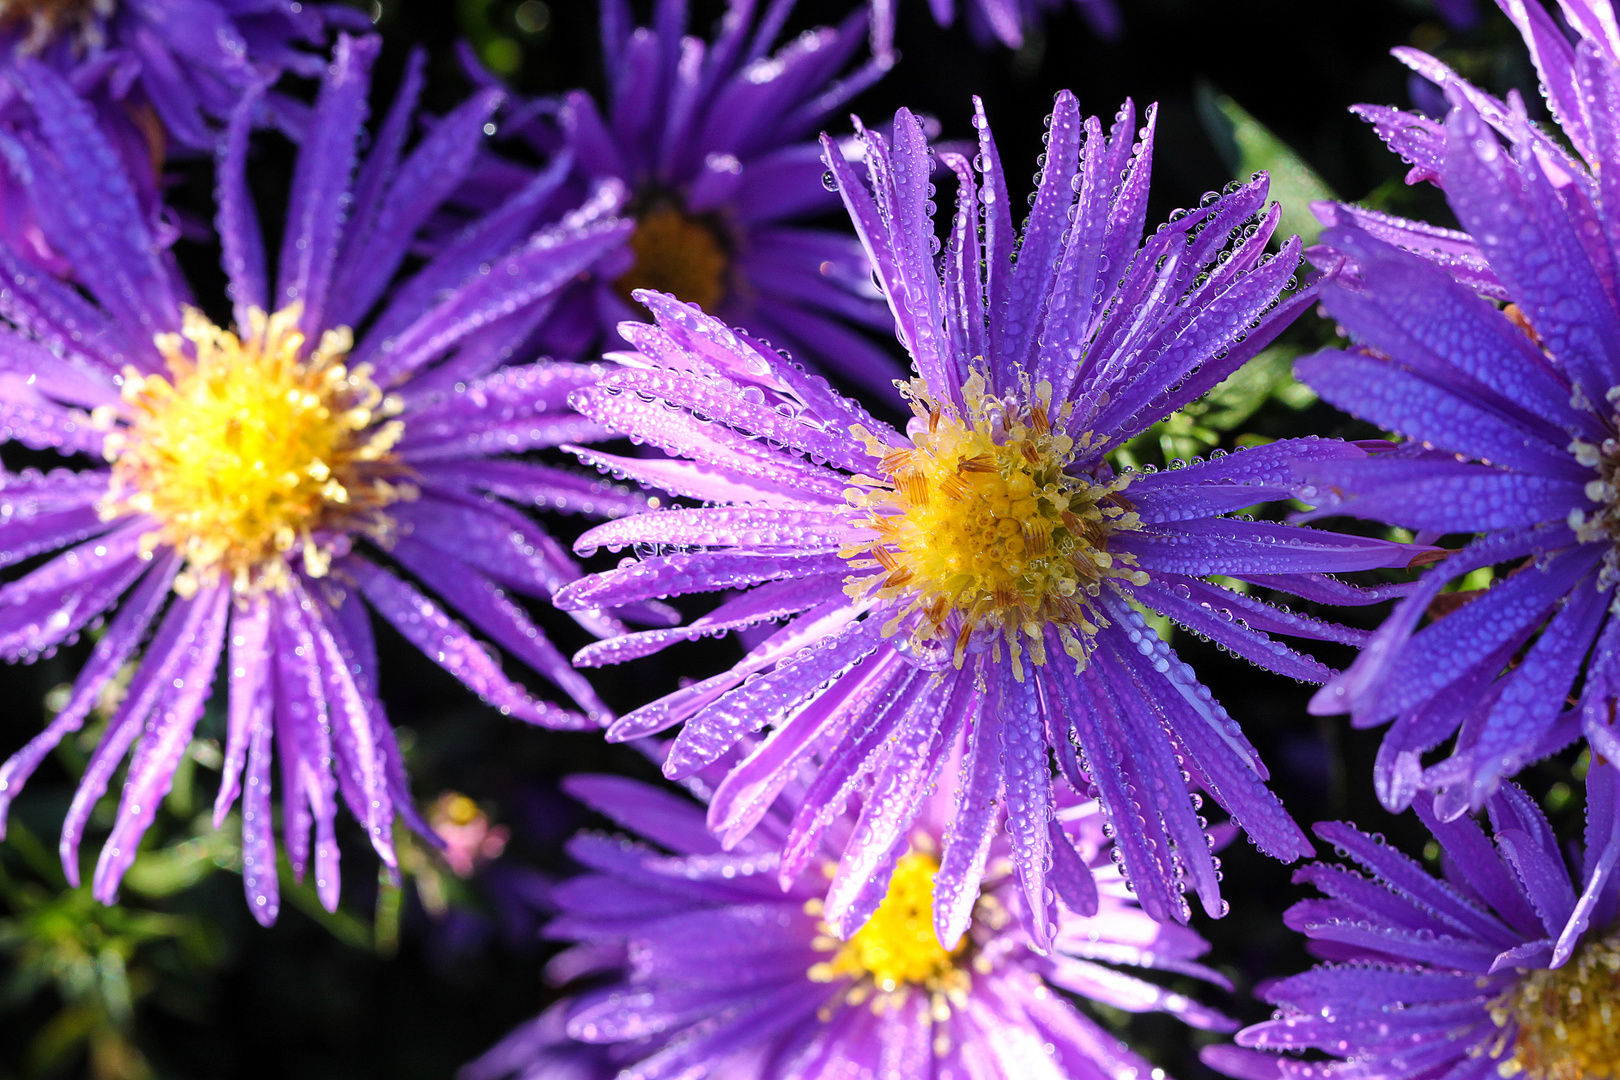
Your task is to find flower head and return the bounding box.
[0,36,654,921]
[1203,757,1620,1080]
[459,0,899,395]
[0,0,367,281]
[1,0,364,148]
[466,756,1237,1080]
[555,93,1418,943]
[1297,7,1620,817]
[870,0,1121,54]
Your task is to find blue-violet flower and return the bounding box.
[1203,757,1620,1080]
[1297,16,1620,817]
[460,0,898,395]
[466,760,1237,1080]
[554,93,1419,944]
[0,36,649,921]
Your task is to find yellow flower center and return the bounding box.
[1490,931,1620,1079]
[613,203,729,313]
[843,373,1143,677]
[809,851,964,994]
[100,305,408,596]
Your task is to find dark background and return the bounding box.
[0,2,1585,1078]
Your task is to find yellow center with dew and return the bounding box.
[1489,931,1620,1079]
[809,851,964,994]
[844,373,1142,677]
[614,203,730,313]
[100,305,408,596]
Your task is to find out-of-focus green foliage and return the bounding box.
[0,816,224,1080]
[1197,87,1336,246]
[458,0,554,77]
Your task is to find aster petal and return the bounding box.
[1297,457,1588,533]
[275,33,379,335]
[1310,224,1590,438]
[665,615,884,776]
[557,550,847,611]
[1296,349,1584,480]
[562,774,721,857]
[823,671,966,936]
[1121,517,1418,577]
[0,243,149,375]
[1444,101,1620,403]
[1311,201,1506,299]
[326,86,505,329]
[706,651,892,850]
[934,678,1002,950]
[1357,544,1598,725]
[216,82,270,327]
[0,519,149,661]
[1127,578,1335,683]
[92,585,229,903]
[8,61,179,336]
[1454,575,1607,796]
[0,552,177,836]
[59,586,211,885]
[390,536,610,721]
[366,214,631,388]
[214,599,272,827]
[346,555,588,729]
[570,446,845,507]
[0,329,120,410]
[574,574,843,668]
[240,700,280,926]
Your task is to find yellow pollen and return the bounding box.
[614,203,730,313]
[102,304,408,596]
[1490,931,1620,1079]
[842,372,1143,677]
[809,851,964,994]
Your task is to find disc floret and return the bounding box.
[1569,391,1620,596]
[809,850,966,995]
[613,202,730,314]
[100,305,409,596]
[1489,930,1620,1079]
[844,372,1142,677]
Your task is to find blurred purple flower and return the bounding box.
[1433,0,1481,30]
[1323,0,1616,288]
[0,35,658,922]
[871,0,1122,53]
[552,94,1419,942]
[1298,7,1620,817]
[459,0,899,396]
[0,0,368,273]
[466,761,1236,1080]
[0,0,366,150]
[1203,758,1620,1080]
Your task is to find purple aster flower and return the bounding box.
[552,92,1421,943]
[1319,0,1617,291]
[1294,14,1620,816]
[0,36,654,922]
[0,0,367,276]
[1201,755,1620,1080]
[459,0,899,396]
[870,0,1122,54]
[466,756,1237,1080]
[1,0,368,150]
